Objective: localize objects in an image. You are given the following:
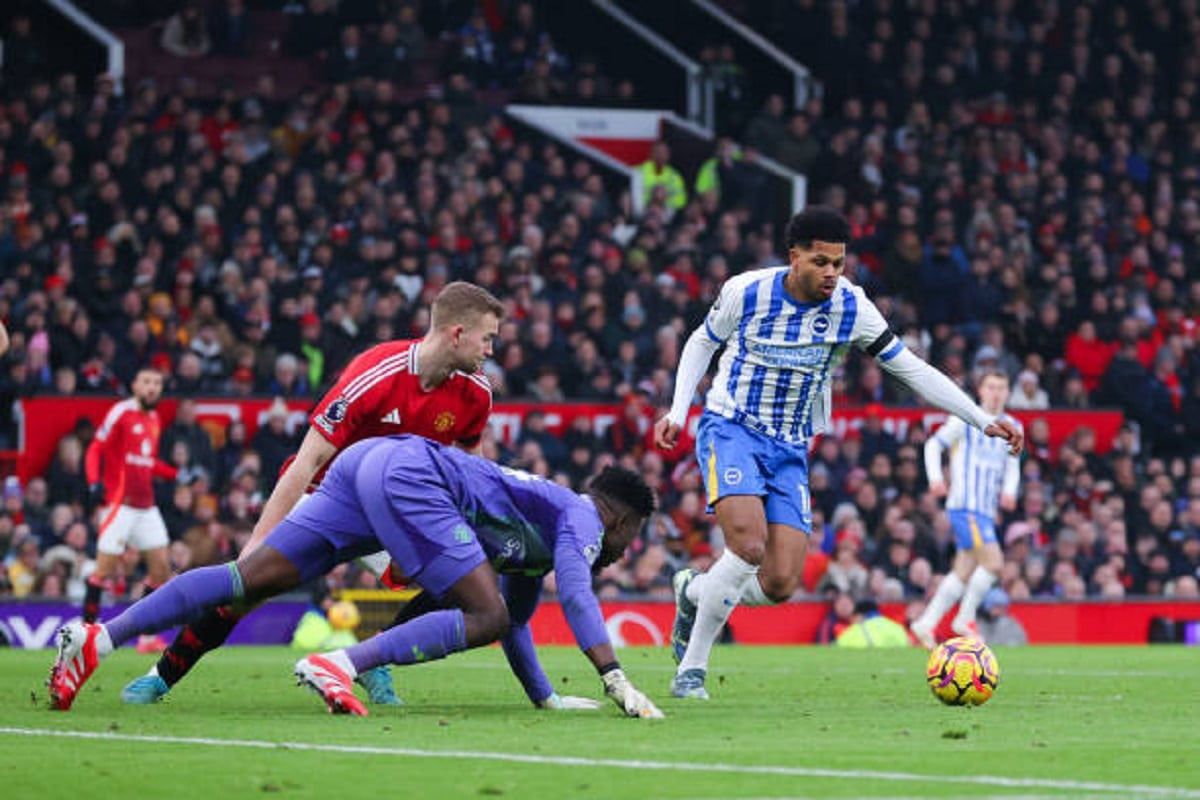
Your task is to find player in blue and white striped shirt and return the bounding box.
[654,207,1023,699]
[912,370,1021,647]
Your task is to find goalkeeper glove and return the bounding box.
[535,692,601,710]
[601,668,664,719]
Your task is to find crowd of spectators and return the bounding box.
[2,2,1200,628]
[273,0,641,108]
[735,1,1200,437]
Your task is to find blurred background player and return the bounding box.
[50,436,663,720]
[655,206,1023,699]
[912,370,1021,646]
[83,367,178,653]
[122,282,501,706]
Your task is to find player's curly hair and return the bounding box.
[785,205,851,250]
[588,466,657,518]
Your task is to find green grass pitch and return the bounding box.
[2,645,1198,799]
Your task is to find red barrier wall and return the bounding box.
[1003,601,1200,644]
[17,396,315,481]
[527,601,1200,646]
[17,397,1124,482]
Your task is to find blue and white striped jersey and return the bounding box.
[925,415,1021,516]
[703,269,904,444]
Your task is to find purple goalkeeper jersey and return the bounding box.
[436,444,606,579]
[282,435,611,662]
[108,436,616,705]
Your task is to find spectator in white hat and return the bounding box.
[1008,369,1050,410]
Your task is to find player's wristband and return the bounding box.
[598,661,621,676]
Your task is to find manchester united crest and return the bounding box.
[434,411,456,432]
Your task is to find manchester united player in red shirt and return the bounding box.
[123,282,502,705]
[82,368,180,636]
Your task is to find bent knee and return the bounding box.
[728,538,767,565]
[465,604,510,646]
[759,572,799,603]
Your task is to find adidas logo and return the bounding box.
[380,409,402,424]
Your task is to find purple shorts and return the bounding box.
[262,437,487,598]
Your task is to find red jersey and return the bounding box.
[85,398,177,509]
[306,339,491,474]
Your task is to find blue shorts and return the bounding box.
[694,411,812,532]
[264,438,487,598]
[948,510,997,551]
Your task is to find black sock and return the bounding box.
[385,590,446,631]
[155,605,241,687]
[83,577,104,623]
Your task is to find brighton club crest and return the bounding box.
[810,313,832,336]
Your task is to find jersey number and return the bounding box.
[797,483,811,517]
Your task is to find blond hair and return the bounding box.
[430,281,504,329]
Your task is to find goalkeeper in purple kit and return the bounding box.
[49,435,663,719]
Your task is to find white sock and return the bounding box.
[358,551,392,578]
[322,649,358,679]
[97,626,114,657]
[687,564,774,605]
[739,575,775,606]
[916,572,965,629]
[953,566,997,627]
[677,550,757,674]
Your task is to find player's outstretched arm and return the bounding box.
[877,347,1023,454]
[554,538,663,718]
[851,289,1022,454]
[656,277,744,450]
[655,325,720,449]
[885,351,1023,454]
[246,428,336,553]
[499,575,601,710]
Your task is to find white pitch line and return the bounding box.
[445,662,1194,680]
[679,795,1126,800]
[1,727,1197,798]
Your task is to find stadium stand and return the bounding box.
[1,0,1199,624]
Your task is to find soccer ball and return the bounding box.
[926,637,999,706]
[327,600,361,631]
